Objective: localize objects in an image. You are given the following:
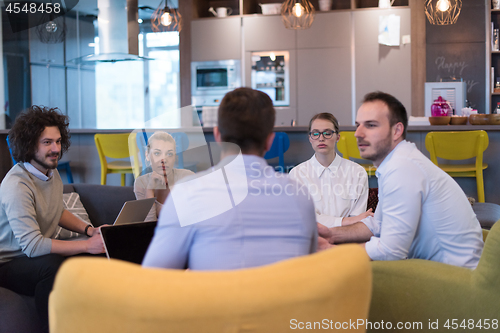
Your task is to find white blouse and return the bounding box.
[289,154,369,228]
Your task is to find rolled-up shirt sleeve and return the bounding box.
[364,161,425,261]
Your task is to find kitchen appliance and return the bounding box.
[251,51,290,107]
[191,60,241,106]
[424,82,467,117]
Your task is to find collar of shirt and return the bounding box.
[310,153,342,178]
[23,162,53,181]
[218,154,270,177]
[375,140,410,178]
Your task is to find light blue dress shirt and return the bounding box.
[142,154,317,270]
[362,141,484,269]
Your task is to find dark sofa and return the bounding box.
[0,184,135,333]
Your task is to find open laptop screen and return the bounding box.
[101,221,157,264]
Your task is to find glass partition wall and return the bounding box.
[2,9,180,129]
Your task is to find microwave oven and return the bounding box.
[191,60,241,106]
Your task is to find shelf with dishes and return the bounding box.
[490,3,500,113]
[193,0,409,18]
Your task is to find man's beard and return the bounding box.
[33,153,59,171]
[359,132,392,163]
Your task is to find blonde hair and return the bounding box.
[146,131,176,156]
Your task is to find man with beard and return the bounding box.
[318,92,484,269]
[0,106,104,332]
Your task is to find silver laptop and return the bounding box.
[113,198,156,225]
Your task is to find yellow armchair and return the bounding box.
[49,245,372,333]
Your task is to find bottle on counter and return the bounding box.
[495,102,500,114]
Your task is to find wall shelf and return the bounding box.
[193,0,408,18]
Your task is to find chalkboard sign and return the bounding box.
[426,1,485,112]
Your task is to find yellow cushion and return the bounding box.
[49,245,371,333]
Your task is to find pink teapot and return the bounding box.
[431,96,452,117]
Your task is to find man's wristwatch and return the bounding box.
[84,224,92,237]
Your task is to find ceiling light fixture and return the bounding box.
[425,0,462,25]
[36,14,66,44]
[281,0,315,30]
[151,0,182,33]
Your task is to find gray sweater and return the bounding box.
[0,163,63,263]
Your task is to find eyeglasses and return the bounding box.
[309,130,336,140]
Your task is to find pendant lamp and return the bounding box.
[35,14,66,44]
[281,0,315,30]
[151,0,182,33]
[425,0,462,25]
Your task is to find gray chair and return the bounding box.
[472,202,500,229]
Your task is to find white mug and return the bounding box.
[216,7,232,17]
[318,0,332,12]
[378,0,393,8]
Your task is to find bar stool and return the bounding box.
[94,133,133,186]
[425,130,489,202]
[264,132,290,172]
[337,131,376,177]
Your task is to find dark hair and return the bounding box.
[308,113,340,133]
[9,106,71,162]
[362,91,408,139]
[218,88,276,154]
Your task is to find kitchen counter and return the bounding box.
[1,125,500,204]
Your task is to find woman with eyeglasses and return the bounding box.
[134,131,194,222]
[289,113,372,230]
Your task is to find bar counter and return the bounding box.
[1,125,499,204]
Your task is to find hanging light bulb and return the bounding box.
[45,21,58,33]
[160,11,172,26]
[36,14,66,44]
[425,0,461,25]
[292,3,303,17]
[270,52,276,62]
[281,0,315,30]
[436,0,450,12]
[152,0,182,32]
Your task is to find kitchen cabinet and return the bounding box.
[30,65,66,113]
[297,47,352,126]
[353,7,411,113]
[190,3,411,125]
[191,17,241,61]
[29,27,65,65]
[66,68,97,129]
[297,11,351,49]
[243,15,296,51]
[65,16,95,64]
[296,12,352,126]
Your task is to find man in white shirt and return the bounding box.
[319,92,484,268]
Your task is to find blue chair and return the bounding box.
[132,131,194,178]
[264,132,290,172]
[6,135,74,183]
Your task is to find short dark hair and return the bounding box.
[218,88,275,154]
[9,106,71,162]
[308,113,340,133]
[362,91,408,139]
